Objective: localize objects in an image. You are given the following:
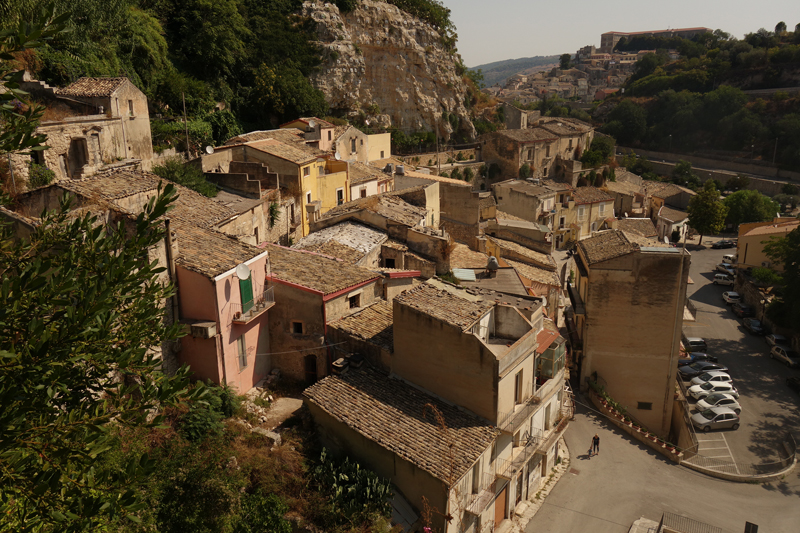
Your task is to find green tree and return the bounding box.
[602,100,647,145]
[559,53,572,70]
[781,183,798,195]
[775,21,787,35]
[687,181,728,244]
[722,189,780,227]
[725,175,750,191]
[519,163,532,179]
[672,160,700,188]
[463,167,474,182]
[763,227,800,326]
[0,186,199,531]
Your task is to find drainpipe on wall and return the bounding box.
[213,280,228,388]
[115,98,130,160]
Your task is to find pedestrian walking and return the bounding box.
[592,434,600,455]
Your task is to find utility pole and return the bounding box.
[773,138,778,165]
[182,92,190,159]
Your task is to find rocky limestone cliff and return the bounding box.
[302,0,475,141]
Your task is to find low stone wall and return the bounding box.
[588,389,684,463]
[401,148,478,166]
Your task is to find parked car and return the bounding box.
[716,263,735,274]
[682,335,708,352]
[770,346,800,368]
[711,240,736,249]
[691,407,740,432]
[722,254,737,263]
[679,362,728,379]
[731,302,755,318]
[788,376,800,394]
[696,393,741,415]
[713,274,734,286]
[690,371,733,387]
[722,291,740,304]
[688,381,740,400]
[766,334,788,348]
[742,318,765,335]
[678,353,719,366]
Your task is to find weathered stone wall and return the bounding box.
[303,0,474,140]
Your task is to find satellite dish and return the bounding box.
[235,263,251,280]
[663,236,670,244]
[205,146,214,155]
[334,152,342,161]
[308,119,316,129]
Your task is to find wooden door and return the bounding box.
[494,485,507,525]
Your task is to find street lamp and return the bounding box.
[669,134,672,152]
[751,144,754,160]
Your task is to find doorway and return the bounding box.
[494,485,507,525]
[304,354,318,384]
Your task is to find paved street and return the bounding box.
[527,238,800,532]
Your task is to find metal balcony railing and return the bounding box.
[231,286,274,324]
[497,407,572,479]
[497,384,541,433]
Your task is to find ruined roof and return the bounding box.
[293,221,387,262]
[349,161,386,185]
[616,218,657,238]
[303,365,498,484]
[332,124,352,140]
[492,128,557,144]
[540,179,572,192]
[61,170,161,201]
[497,179,556,198]
[658,206,688,223]
[319,193,427,227]
[330,300,394,352]
[479,195,496,209]
[603,180,643,196]
[174,223,264,278]
[505,259,561,287]
[578,229,639,265]
[486,236,556,271]
[58,77,128,97]
[573,186,614,205]
[263,244,379,296]
[394,283,493,331]
[495,210,527,222]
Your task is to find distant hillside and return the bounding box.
[469,55,560,87]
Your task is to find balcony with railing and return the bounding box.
[464,472,498,515]
[497,383,540,434]
[497,406,571,479]
[566,281,585,316]
[231,286,274,324]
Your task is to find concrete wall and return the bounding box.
[578,250,689,438]
[367,133,391,161]
[392,302,498,421]
[268,283,326,382]
[324,281,382,324]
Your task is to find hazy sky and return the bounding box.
[448,0,799,67]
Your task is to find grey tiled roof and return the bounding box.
[320,193,426,228]
[578,229,638,265]
[264,244,379,295]
[349,161,385,185]
[303,365,498,483]
[573,186,613,205]
[616,218,657,238]
[393,283,493,331]
[330,300,394,352]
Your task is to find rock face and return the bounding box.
[303,0,475,141]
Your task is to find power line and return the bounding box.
[249,341,349,358]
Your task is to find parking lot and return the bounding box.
[682,238,800,466]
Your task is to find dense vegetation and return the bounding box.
[598,23,800,170]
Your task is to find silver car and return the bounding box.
[722,291,740,304]
[688,381,740,400]
[696,393,741,415]
[690,371,732,387]
[691,407,740,432]
[766,334,787,348]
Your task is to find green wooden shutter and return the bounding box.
[239,276,254,313]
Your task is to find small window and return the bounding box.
[360,139,363,146]
[237,335,247,369]
[637,402,653,410]
[291,321,303,335]
[384,258,396,269]
[128,100,134,117]
[303,166,310,177]
[514,370,523,404]
[306,192,312,205]
[599,203,606,216]
[351,138,357,153]
[546,144,551,157]
[336,188,344,205]
[328,130,332,141]
[380,150,385,158]
[568,138,573,150]
[348,294,361,309]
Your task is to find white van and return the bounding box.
[713,274,734,286]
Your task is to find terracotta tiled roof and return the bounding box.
[247,139,319,165]
[264,244,379,296]
[449,243,489,269]
[225,128,307,146]
[616,218,657,238]
[573,186,613,205]
[401,169,472,187]
[603,180,643,196]
[487,236,556,271]
[293,222,387,263]
[174,223,264,278]
[349,161,385,185]
[643,180,695,199]
[330,300,394,352]
[303,240,364,264]
[498,179,556,198]
[658,206,688,223]
[332,125,352,140]
[540,179,572,192]
[304,366,498,483]
[505,259,561,287]
[279,117,335,129]
[394,283,493,331]
[742,220,798,237]
[58,77,128,97]
[578,229,638,265]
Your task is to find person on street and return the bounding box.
[592,434,600,455]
